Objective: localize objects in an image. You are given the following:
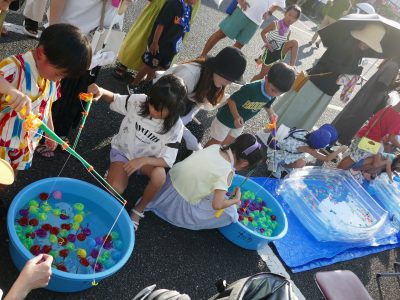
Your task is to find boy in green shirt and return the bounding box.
[205,62,295,146]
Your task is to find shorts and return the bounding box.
[142,49,174,70]
[0,147,32,170]
[348,136,373,164]
[261,47,286,66]
[210,117,243,142]
[110,148,129,163]
[219,8,258,45]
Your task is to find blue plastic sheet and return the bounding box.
[251,177,400,273]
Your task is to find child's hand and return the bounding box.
[16,254,53,293]
[6,88,32,116]
[269,112,278,123]
[232,187,242,206]
[238,0,250,10]
[234,116,244,128]
[123,158,146,176]
[149,42,159,55]
[87,84,102,101]
[45,138,58,151]
[263,42,273,51]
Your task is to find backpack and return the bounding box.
[208,272,295,300]
[267,128,309,154]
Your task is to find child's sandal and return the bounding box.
[130,208,145,231]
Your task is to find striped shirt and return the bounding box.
[267,21,289,51]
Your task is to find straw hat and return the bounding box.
[351,23,386,53]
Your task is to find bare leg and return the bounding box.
[106,162,129,195]
[232,41,244,49]
[337,156,355,170]
[131,63,154,86]
[200,30,226,57]
[251,64,270,82]
[131,165,166,224]
[282,40,299,67]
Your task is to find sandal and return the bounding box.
[112,62,128,80]
[35,144,55,158]
[130,208,145,231]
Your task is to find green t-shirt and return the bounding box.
[216,79,275,128]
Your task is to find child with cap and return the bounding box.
[127,0,196,94]
[155,46,247,151]
[205,62,295,147]
[266,123,348,178]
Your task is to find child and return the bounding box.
[0,0,16,37]
[338,103,400,170]
[200,0,286,57]
[0,24,92,174]
[251,5,301,82]
[127,0,196,94]
[145,133,263,230]
[88,74,186,230]
[205,62,295,147]
[266,124,348,178]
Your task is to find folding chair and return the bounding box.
[376,262,400,300]
[314,270,373,300]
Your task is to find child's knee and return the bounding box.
[151,167,166,186]
[294,159,306,168]
[288,40,298,48]
[107,177,126,195]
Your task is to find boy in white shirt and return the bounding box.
[200,0,286,57]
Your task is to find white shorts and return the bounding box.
[210,117,243,142]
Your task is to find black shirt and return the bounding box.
[309,37,364,96]
[147,0,188,54]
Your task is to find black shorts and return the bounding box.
[262,47,286,66]
[142,49,175,70]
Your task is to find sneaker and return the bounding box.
[23,18,39,39]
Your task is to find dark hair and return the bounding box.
[184,57,225,106]
[38,24,92,78]
[286,5,301,19]
[221,133,264,169]
[138,74,186,134]
[268,62,296,93]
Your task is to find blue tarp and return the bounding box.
[251,177,400,273]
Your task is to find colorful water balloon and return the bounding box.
[73,203,84,211]
[73,214,84,223]
[52,191,62,200]
[77,248,87,258]
[39,193,49,201]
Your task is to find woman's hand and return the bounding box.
[123,158,147,176]
[87,84,103,101]
[263,41,273,52]
[238,0,250,10]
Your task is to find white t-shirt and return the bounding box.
[242,0,286,26]
[59,0,122,34]
[110,94,184,167]
[170,145,234,204]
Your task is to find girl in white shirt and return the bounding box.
[88,75,186,230]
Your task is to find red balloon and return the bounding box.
[39,192,49,201]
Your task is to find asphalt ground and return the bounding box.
[0,1,399,299]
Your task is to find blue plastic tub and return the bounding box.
[218,175,288,250]
[7,177,135,292]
